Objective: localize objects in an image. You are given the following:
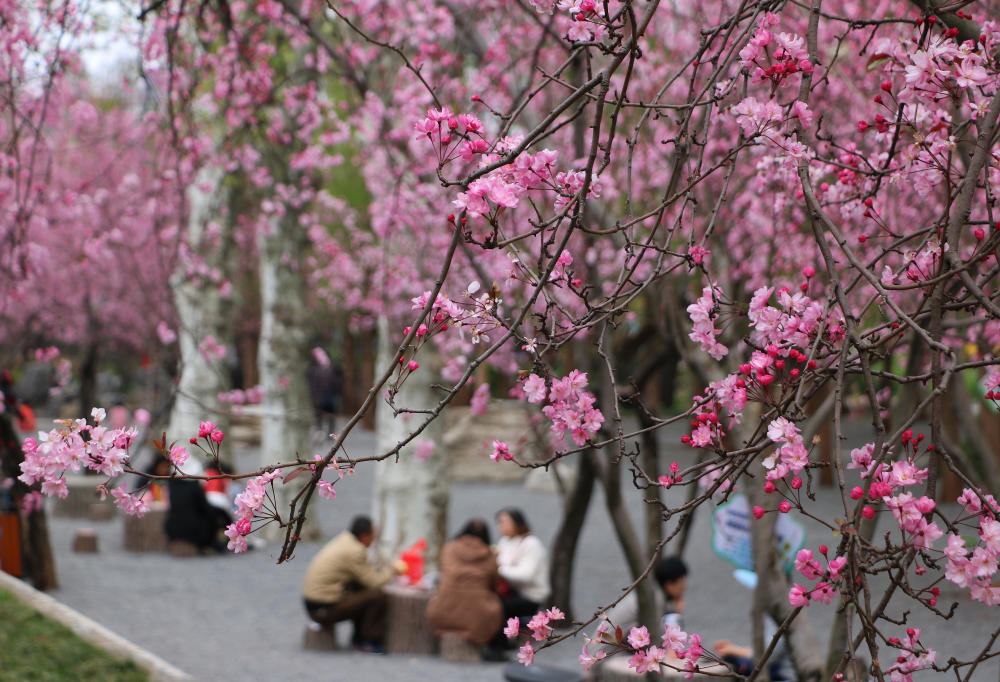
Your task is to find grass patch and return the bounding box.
[0,589,149,681]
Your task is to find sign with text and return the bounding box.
[711,493,805,574]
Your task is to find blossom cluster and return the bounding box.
[886,628,937,682]
[218,385,264,405]
[523,370,605,448]
[417,108,607,227]
[944,488,1000,606]
[738,13,814,85]
[578,617,706,678]
[788,546,847,608]
[504,606,565,666]
[19,408,139,506]
[225,469,283,554]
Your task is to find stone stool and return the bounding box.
[303,621,339,651]
[439,633,481,662]
[72,528,99,553]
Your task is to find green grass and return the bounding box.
[0,590,149,681]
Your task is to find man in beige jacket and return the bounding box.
[302,516,398,651]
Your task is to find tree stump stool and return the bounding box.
[72,528,99,553]
[303,622,339,651]
[88,502,115,521]
[439,633,481,662]
[169,540,199,557]
[122,502,168,553]
[383,583,438,655]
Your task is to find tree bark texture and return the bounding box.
[372,316,448,572]
[166,168,232,465]
[548,448,596,621]
[257,211,318,540]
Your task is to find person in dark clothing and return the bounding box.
[164,479,227,551]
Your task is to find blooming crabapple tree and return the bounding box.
[0,2,182,409]
[13,0,1000,680]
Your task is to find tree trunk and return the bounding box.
[166,168,232,463]
[372,316,448,572]
[548,449,596,620]
[78,333,98,417]
[257,212,318,540]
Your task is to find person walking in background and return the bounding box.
[426,519,504,658]
[495,507,549,626]
[301,515,403,653]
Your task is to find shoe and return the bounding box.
[352,641,386,655]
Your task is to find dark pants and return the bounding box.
[490,590,540,650]
[305,588,387,645]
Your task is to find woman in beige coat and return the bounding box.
[426,519,504,647]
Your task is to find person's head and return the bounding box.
[349,515,376,547]
[456,518,491,545]
[654,556,688,600]
[146,454,172,478]
[496,507,530,538]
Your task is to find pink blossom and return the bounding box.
[225,523,248,553]
[579,642,607,670]
[470,383,490,416]
[627,625,650,648]
[413,440,435,461]
[490,440,513,462]
[523,374,547,403]
[788,583,810,607]
[317,480,337,500]
[517,642,535,666]
[168,445,189,467]
[504,617,520,639]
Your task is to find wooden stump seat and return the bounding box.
[383,583,438,655]
[168,540,199,557]
[122,502,168,553]
[439,632,481,662]
[71,528,99,553]
[88,502,115,522]
[303,622,340,651]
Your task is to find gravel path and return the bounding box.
[43,426,999,681]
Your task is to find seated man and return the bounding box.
[301,516,400,652]
[605,555,688,636]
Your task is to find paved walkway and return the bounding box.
[43,426,998,681]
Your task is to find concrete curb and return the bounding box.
[0,570,194,681]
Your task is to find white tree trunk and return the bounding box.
[257,213,317,540]
[167,168,230,469]
[372,315,448,572]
